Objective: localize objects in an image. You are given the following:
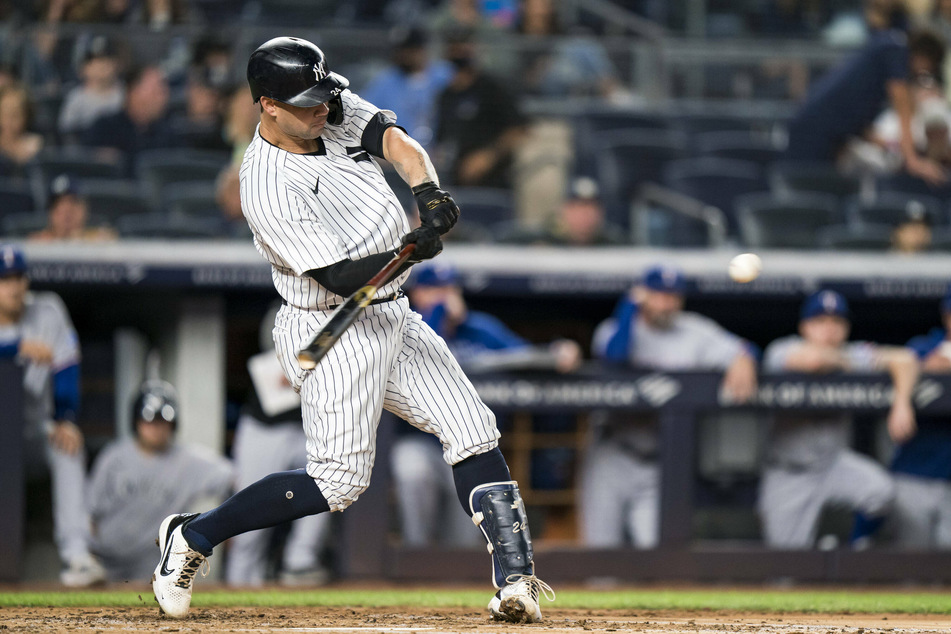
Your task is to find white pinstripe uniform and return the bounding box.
[239,89,500,512]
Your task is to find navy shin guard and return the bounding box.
[469,481,535,589]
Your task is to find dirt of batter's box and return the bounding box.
[0,606,949,634]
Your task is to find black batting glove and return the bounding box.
[412,182,460,235]
[400,225,443,263]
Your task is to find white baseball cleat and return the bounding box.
[151,513,209,618]
[60,553,107,587]
[487,574,555,623]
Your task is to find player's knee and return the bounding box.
[858,475,897,517]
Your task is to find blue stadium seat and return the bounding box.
[817,224,893,251]
[0,179,37,217]
[136,148,230,202]
[450,187,514,227]
[769,160,866,200]
[694,130,784,164]
[79,178,157,221]
[844,192,945,228]
[30,148,125,208]
[662,157,767,235]
[1,212,46,238]
[877,172,951,203]
[736,191,840,249]
[117,212,225,239]
[592,128,689,227]
[164,181,220,219]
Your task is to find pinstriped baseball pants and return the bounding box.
[273,296,500,512]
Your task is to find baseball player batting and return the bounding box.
[151,37,553,622]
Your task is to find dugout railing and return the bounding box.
[340,369,951,585]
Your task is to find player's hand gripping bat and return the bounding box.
[297,243,416,370]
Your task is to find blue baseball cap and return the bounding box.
[642,264,686,294]
[0,244,26,277]
[800,290,850,321]
[941,283,951,314]
[413,261,459,287]
[48,173,81,207]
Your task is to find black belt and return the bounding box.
[325,289,404,311]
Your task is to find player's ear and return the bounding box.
[259,96,278,117]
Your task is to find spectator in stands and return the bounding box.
[40,0,105,22]
[226,304,332,587]
[393,261,582,546]
[28,174,117,242]
[360,25,453,152]
[890,201,934,253]
[784,0,947,186]
[758,289,916,549]
[87,380,233,582]
[434,27,527,188]
[582,263,758,549]
[215,165,251,239]
[513,0,626,102]
[222,84,259,165]
[0,83,43,175]
[82,64,175,175]
[0,244,105,586]
[428,0,498,39]
[57,36,124,144]
[169,67,229,151]
[126,0,202,29]
[538,177,628,246]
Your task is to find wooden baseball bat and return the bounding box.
[297,243,416,370]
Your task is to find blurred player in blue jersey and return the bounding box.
[0,244,104,586]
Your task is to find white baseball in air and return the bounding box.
[728,253,762,283]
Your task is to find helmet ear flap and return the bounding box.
[327,95,344,125]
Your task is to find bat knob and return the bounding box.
[297,354,317,370]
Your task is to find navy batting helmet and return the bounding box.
[132,380,179,430]
[247,37,348,118]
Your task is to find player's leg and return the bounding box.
[390,434,443,545]
[627,459,661,550]
[383,309,552,623]
[889,474,939,549]
[934,481,951,549]
[43,438,105,587]
[225,414,285,587]
[823,449,896,528]
[578,439,634,547]
[281,422,332,585]
[757,466,826,548]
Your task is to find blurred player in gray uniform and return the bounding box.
[758,290,917,549]
[87,381,233,582]
[0,244,105,586]
[226,302,332,587]
[153,37,551,622]
[583,264,758,548]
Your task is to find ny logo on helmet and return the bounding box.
[313,61,326,81]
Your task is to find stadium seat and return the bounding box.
[0,179,37,217]
[736,191,840,249]
[844,192,945,228]
[817,224,893,251]
[930,227,951,252]
[592,128,689,227]
[694,130,784,164]
[1,212,46,237]
[116,212,225,239]
[30,148,125,207]
[877,172,951,202]
[632,203,720,247]
[164,181,220,219]
[450,187,514,227]
[661,157,767,235]
[769,160,866,199]
[79,178,157,221]
[136,148,230,201]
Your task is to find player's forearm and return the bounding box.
[53,363,80,423]
[307,251,410,297]
[887,79,918,162]
[382,126,438,188]
[882,346,920,403]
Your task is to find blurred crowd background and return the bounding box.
[0,0,950,249]
[4,0,951,588]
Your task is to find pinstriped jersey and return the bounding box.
[239,90,411,311]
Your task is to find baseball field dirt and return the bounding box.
[2,605,950,633]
